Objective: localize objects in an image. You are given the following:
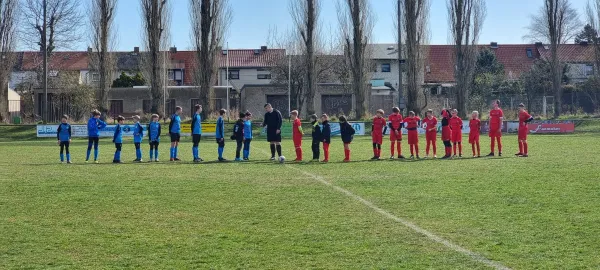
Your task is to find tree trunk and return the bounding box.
[0,78,8,122]
[551,43,561,118]
[305,0,316,116]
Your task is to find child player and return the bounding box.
[516,103,534,157]
[233,112,245,161]
[243,112,253,161]
[371,109,386,160]
[310,114,322,161]
[112,116,124,163]
[57,115,72,163]
[321,114,331,162]
[148,114,161,162]
[86,110,107,163]
[469,111,481,158]
[216,109,227,161]
[339,115,355,162]
[169,106,182,161]
[403,111,421,159]
[440,109,452,159]
[488,100,504,157]
[291,110,304,162]
[191,104,203,162]
[449,109,463,157]
[388,107,404,159]
[133,115,144,162]
[422,109,437,158]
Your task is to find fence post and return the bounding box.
[543,96,547,117]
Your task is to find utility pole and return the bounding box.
[42,0,48,123]
[397,0,404,112]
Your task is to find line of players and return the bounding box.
[54,100,533,163]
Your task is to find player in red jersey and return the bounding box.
[371,109,387,160]
[440,109,452,159]
[469,111,481,158]
[388,107,404,159]
[449,109,463,157]
[516,103,534,157]
[487,100,504,156]
[422,109,437,158]
[403,111,421,159]
[291,110,303,162]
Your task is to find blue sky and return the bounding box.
[101,0,589,51]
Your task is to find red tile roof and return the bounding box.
[168,51,196,85]
[536,44,596,63]
[218,49,285,68]
[20,51,89,71]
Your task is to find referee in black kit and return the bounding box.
[262,103,283,160]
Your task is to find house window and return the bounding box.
[168,70,174,80]
[426,65,431,73]
[228,70,240,80]
[109,100,124,117]
[257,73,271,79]
[526,48,533,58]
[91,73,100,82]
[381,63,391,72]
[585,65,594,76]
[142,100,152,114]
[174,70,183,81]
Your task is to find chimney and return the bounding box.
[134,47,140,53]
[87,47,92,53]
[580,41,589,46]
[490,42,498,49]
[170,46,178,53]
[534,42,543,47]
[261,46,267,51]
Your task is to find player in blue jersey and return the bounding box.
[216,109,227,162]
[112,116,125,163]
[243,111,253,161]
[169,106,182,161]
[56,115,72,163]
[191,104,203,163]
[86,110,107,163]
[148,114,161,162]
[132,115,144,162]
[233,112,245,161]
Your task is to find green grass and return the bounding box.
[1,133,600,269]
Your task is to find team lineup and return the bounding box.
[55,100,534,164]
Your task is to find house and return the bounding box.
[535,42,596,83]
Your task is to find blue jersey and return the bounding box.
[57,123,71,142]
[191,113,202,135]
[148,122,161,142]
[113,124,123,143]
[169,114,181,134]
[244,120,253,139]
[216,116,225,139]
[87,117,107,137]
[133,122,144,143]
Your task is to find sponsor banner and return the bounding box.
[180,123,217,136]
[37,124,147,138]
[528,122,575,134]
[329,122,366,136]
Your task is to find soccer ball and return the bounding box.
[279,156,286,164]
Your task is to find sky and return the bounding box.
[78,0,591,51]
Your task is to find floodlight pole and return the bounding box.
[226,42,230,121]
[397,0,404,112]
[288,54,291,117]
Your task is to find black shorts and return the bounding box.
[267,130,282,142]
[170,133,181,142]
[216,138,225,147]
[192,134,202,145]
[149,141,159,148]
[115,143,122,151]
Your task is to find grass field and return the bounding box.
[1,132,600,269]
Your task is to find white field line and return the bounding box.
[254,147,511,270]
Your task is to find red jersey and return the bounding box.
[403,116,421,130]
[388,113,403,130]
[519,110,532,128]
[489,108,504,128]
[469,119,481,134]
[422,117,437,133]
[372,116,386,135]
[292,118,302,139]
[449,116,463,130]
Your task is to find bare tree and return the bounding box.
[525,0,580,118]
[21,0,84,53]
[586,1,600,76]
[141,0,170,116]
[290,0,320,115]
[0,0,18,122]
[399,0,430,115]
[190,0,232,117]
[337,0,374,119]
[447,0,485,118]
[88,0,117,118]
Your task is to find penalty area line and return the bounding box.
[253,147,510,270]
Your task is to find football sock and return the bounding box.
[174,147,178,158]
[397,142,402,156]
[410,145,414,156]
[276,145,282,157]
[415,144,419,156]
[60,153,64,162]
[472,144,476,156]
[270,144,276,157]
[94,149,99,161]
[323,143,330,160]
[458,143,462,155]
[476,141,480,156]
[519,141,523,154]
[426,141,430,155]
[497,138,502,153]
[432,141,437,155]
[66,154,71,161]
[344,148,350,160]
[155,149,159,159]
[390,141,395,156]
[170,147,174,159]
[193,146,198,159]
[524,142,528,154]
[453,143,457,155]
[150,149,154,160]
[491,139,496,153]
[218,147,224,159]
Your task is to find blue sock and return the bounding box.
[136,149,142,159]
[193,147,198,159]
[114,151,118,161]
[60,154,64,162]
[86,150,91,160]
[243,150,248,159]
[174,147,178,158]
[67,154,71,161]
[218,147,224,159]
[170,147,174,159]
[155,150,159,160]
[149,149,153,160]
[94,148,99,161]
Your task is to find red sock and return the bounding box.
[410,144,414,156]
[491,139,495,153]
[296,147,302,160]
[377,147,381,157]
[518,141,523,154]
[524,142,528,154]
[373,147,378,157]
[453,143,457,155]
[397,142,402,156]
[415,144,419,156]
[497,137,502,153]
[432,141,437,155]
[446,146,451,156]
[472,144,476,156]
[323,143,329,160]
[458,143,462,155]
[344,148,350,160]
[476,141,480,156]
[426,141,430,155]
[390,141,395,156]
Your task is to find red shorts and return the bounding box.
[489,127,502,138]
[518,127,528,140]
[469,132,479,144]
[407,131,418,144]
[451,131,462,143]
[293,137,302,147]
[372,134,383,144]
[390,130,402,141]
[425,131,436,141]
